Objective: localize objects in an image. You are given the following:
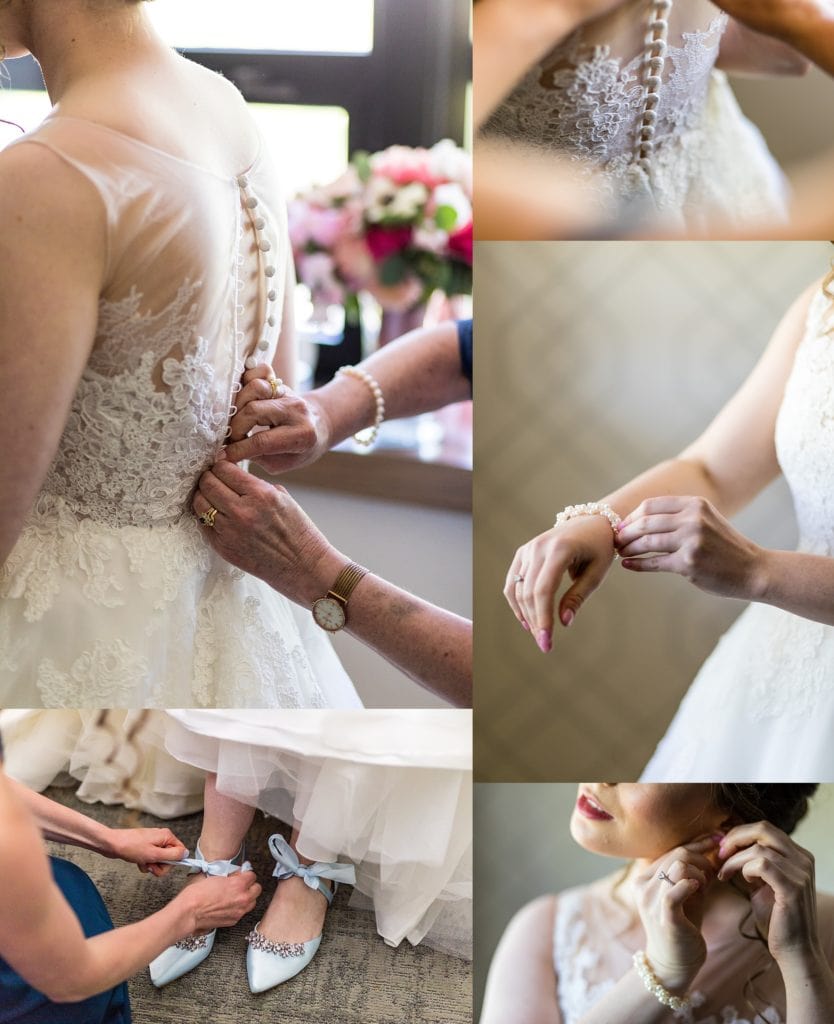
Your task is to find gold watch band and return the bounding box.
[328,561,369,605]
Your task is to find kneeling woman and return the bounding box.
[481,784,834,1023]
[0,728,260,1023]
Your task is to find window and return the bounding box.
[146,0,375,55]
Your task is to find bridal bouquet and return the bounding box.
[289,139,473,317]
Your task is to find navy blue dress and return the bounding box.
[0,858,131,1024]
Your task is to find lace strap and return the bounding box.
[637,0,672,171]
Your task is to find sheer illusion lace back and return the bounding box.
[481,0,787,228]
[0,114,361,709]
[553,881,834,1023]
[19,116,288,527]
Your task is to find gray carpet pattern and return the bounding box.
[44,786,472,1024]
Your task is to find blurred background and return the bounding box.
[475,241,832,765]
[0,0,473,707]
[474,782,834,1019]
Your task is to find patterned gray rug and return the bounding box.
[44,785,472,1024]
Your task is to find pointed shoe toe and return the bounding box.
[246,927,322,993]
[149,930,216,988]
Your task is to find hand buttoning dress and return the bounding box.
[0,115,361,709]
[643,286,834,781]
[480,0,788,231]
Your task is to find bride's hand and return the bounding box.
[224,364,331,474]
[504,516,615,653]
[717,822,824,971]
[616,497,766,599]
[104,827,188,877]
[633,836,719,993]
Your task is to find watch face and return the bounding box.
[313,596,346,632]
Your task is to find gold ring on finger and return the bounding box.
[198,506,218,528]
[268,376,285,399]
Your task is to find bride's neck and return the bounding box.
[21,2,166,104]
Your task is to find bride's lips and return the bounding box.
[576,791,614,821]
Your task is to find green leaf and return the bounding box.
[379,253,409,286]
[434,204,458,231]
[352,151,373,183]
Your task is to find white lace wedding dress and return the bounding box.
[0,708,473,959]
[0,115,361,709]
[553,879,834,1023]
[480,0,788,231]
[643,283,834,780]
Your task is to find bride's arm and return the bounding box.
[716,18,811,75]
[506,282,814,642]
[0,771,260,1002]
[480,896,564,1024]
[0,144,105,567]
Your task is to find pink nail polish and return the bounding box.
[521,619,530,631]
[537,629,552,653]
[563,609,575,627]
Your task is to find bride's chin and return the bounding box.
[569,810,617,856]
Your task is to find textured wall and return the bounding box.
[474,241,832,780]
[474,783,834,1017]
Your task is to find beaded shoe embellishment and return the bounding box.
[246,928,305,959]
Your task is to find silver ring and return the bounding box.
[512,574,524,584]
[658,870,674,886]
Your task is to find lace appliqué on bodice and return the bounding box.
[553,888,783,1024]
[43,281,231,528]
[481,14,727,171]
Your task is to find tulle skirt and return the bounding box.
[0,709,472,959]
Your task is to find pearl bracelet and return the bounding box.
[336,366,385,447]
[554,502,622,533]
[632,951,692,1012]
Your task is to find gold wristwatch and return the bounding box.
[312,561,369,632]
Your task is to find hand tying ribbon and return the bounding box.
[268,834,356,892]
[165,847,253,877]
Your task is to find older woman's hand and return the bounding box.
[718,822,824,970]
[615,496,767,599]
[224,364,332,474]
[105,827,188,877]
[192,459,345,606]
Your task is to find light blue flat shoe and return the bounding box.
[246,834,355,994]
[149,843,249,988]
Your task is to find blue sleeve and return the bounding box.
[457,319,472,389]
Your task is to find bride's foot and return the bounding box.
[246,834,355,994]
[258,872,331,946]
[149,841,245,988]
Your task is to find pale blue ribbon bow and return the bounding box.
[169,845,252,877]
[268,834,356,896]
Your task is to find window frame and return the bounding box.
[6,0,471,152]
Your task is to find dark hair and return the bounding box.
[710,784,818,835]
